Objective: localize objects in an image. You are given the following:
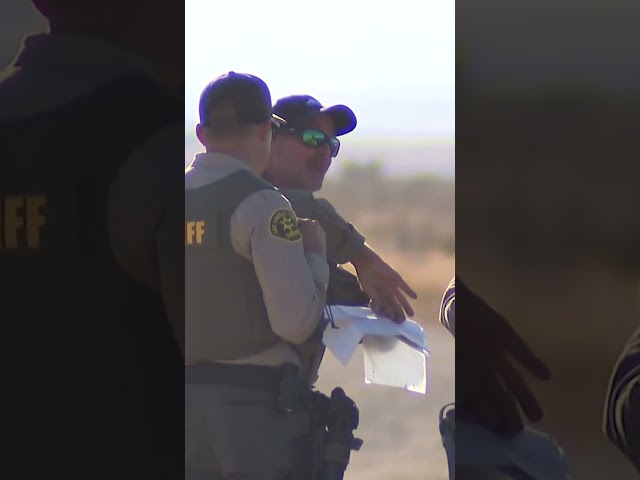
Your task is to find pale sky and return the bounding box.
[1,0,455,138]
[185,0,455,138]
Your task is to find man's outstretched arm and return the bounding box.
[281,188,417,322]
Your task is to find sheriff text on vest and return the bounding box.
[0,195,47,250]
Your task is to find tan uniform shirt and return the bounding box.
[185,152,330,367]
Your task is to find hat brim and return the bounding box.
[319,105,357,136]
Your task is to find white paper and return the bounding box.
[322,305,429,394]
[362,335,428,394]
[322,320,362,365]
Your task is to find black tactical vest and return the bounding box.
[185,169,284,362]
[0,73,183,478]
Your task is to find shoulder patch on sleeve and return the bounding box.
[269,209,302,242]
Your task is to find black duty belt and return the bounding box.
[185,362,282,393]
[185,362,312,413]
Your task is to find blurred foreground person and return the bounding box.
[438,276,569,479]
[603,318,640,474]
[0,0,184,478]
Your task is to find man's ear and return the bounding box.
[195,123,207,147]
[258,120,272,142]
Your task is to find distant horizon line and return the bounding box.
[184,127,455,143]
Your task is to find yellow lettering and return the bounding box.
[186,221,196,245]
[3,196,24,249]
[195,221,205,244]
[0,195,48,250]
[186,220,206,245]
[26,195,46,248]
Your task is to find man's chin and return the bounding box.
[307,171,326,192]
[309,179,324,192]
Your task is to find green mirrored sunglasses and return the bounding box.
[281,128,340,157]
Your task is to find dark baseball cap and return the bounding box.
[33,0,130,16]
[272,95,357,136]
[199,71,285,129]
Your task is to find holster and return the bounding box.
[308,387,363,480]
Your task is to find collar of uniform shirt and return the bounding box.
[13,33,157,79]
[188,152,254,172]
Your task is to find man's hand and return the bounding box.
[351,245,417,323]
[299,218,326,257]
[456,276,551,438]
